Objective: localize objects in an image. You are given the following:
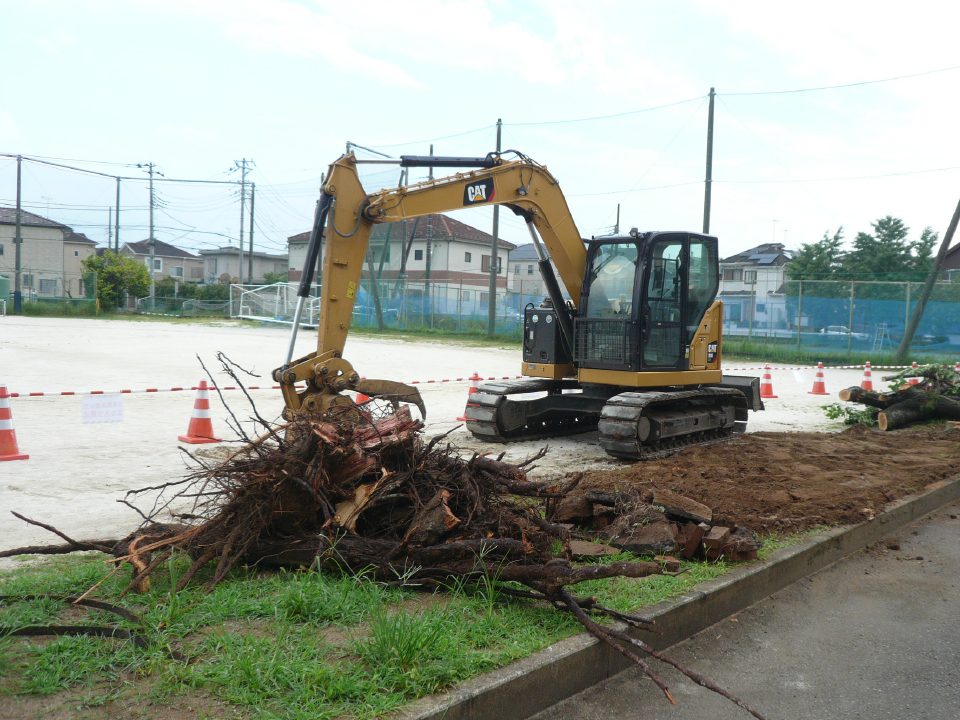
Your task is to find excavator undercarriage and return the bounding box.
[463,378,760,461]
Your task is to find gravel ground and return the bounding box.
[0,316,871,554]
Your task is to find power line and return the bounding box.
[724,62,960,97]
[717,164,960,184]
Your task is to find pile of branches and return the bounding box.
[839,364,960,430]
[2,362,767,718]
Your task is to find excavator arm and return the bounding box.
[272,151,587,417]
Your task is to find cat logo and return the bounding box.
[463,178,496,205]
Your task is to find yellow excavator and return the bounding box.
[272,151,762,460]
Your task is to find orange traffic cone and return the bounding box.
[178,379,222,444]
[860,361,874,392]
[0,385,28,461]
[457,371,483,422]
[808,361,829,396]
[759,364,778,399]
[908,361,920,386]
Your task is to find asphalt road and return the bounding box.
[531,502,960,720]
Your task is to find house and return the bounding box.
[120,239,204,284]
[943,243,960,281]
[506,244,545,296]
[717,243,795,334]
[0,207,97,298]
[288,213,515,295]
[199,247,289,285]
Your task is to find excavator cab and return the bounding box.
[575,232,719,373]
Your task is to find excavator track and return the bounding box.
[464,379,608,443]
[597,388,747,460]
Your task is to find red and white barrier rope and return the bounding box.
[6,365,938,399]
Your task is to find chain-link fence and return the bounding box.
[718,279,960,356]
[230,280,545,338]
[137,296,230,317]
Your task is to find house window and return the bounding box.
[461,290,472,301]
[39,278,57,295]
[481,255,502,273]
[527,264,534,275]
[1,244,6,256]
[514,265,519,274]
[74,250,79,256]
[722,268,743,282]
[755,303,766,313]
[480,292,490,304]
[464,252,472,263]
[144,257,162,272]
[414,249,424,261]
[726,303,742,322]
[170,266,184,278]
[191,266,203,279]
[22,273,33,288]
[743,270,757,284]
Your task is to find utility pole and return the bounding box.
[234,158,253,284]
[615,203,621,235]
[107,207,113,249]
[487,118,502,336]
[114,177,121,252]
[703,87,715,234]
[425,145,434,309]
[248,182,255,283]
[13,155,22,313]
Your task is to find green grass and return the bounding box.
[723,337,957,366]
[1,529,815,718]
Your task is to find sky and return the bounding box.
[1,0,958,260]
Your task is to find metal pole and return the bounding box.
[488,118,502,336]
[847,282,855,353]
[248,182,255,282]
[702,87,715,234]
[114,177,121,252]
[237,159,248,285]
[796,279,803,347]
[425,145,434,314]
[13,155,22,313]
[148,163,155,299]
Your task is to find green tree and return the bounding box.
[81,251,149,309]
[263,270,289,284]
[842,216,936,281]
[786,227,845,281]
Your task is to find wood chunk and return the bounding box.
[681,521,707,559]
[647,488,713,524]
[551,494,594,523]
[654,554,681,572]
[704,526,760,562]
[604,505,677,555]
[585,489,642,508]
[702,525,731,550]
[569,540,619,559]
[402,489,461,545]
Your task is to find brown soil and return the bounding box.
[569,424,960,534]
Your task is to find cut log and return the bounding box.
[646,488,712,525]
[569,540,619,559]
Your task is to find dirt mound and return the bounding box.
[568,425,960,534]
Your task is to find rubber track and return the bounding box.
[598,388,746,460]
[463,379,593,443]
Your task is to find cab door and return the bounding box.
[641,236,686,369]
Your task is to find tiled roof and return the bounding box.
[124,239,199,259]
[287,215,514,250]
[64,230,96,245]
[509,243,540,261]
[199,246,288,261]
[721,243,795,266]
[0,207,67,229]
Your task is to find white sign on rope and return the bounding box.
[81,394,124,424]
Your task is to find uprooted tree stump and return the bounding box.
[2,366,769,718]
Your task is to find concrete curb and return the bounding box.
[401,475,960,720]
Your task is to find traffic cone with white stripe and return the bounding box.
[759,364,778,399]
[908,361,920,386]
[860,361,874,392]
[457,371,483,422]
[808,361,829,396]
[178,379,221,444]
[0,385,28,461]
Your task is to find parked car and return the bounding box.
[819,325,869,340]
